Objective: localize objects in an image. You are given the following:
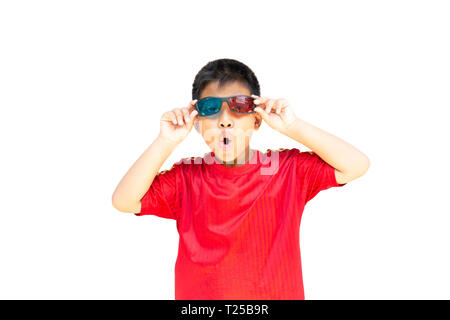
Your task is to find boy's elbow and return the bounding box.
[354,155,370,177]
[343,157,370,182]
[361,156,370,175]
[112,194,141,214]
[111,193,121,210]
[112,196,125,212]
[354,158,370,181]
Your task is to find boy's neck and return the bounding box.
[219,147,254,168]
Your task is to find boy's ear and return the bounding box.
[254,113,262,130]
[194,119,200,133]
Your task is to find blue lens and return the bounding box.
[197,97,222,116]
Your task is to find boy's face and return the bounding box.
[195,81,262,165]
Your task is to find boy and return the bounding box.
[112,58,370,300]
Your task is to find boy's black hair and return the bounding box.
[192,58,261,100]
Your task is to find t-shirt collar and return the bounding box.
[208,149,261,176]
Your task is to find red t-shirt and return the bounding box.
[135,148,346,299]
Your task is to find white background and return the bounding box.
[1,0,449,299]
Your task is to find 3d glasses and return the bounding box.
[195,95,256,117]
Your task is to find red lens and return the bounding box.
[228,96,255,113]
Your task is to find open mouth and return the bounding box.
[219,135,233,150]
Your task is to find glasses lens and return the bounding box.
[196,98,222,116]
[228,96,255,113]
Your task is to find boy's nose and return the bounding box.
[218,102,234,128]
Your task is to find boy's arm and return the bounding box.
[252,96,369,183]
[112,100,198,213]
[283,117,370,184]
[112,135,179,213]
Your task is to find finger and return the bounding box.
[277,99,290,114]
[253,95,267,106]
[173,108,184,125]
[162,111,178,125]
[190,109,198,119]
[275,100,282,114]
[170,112,178,125]
[276,105,281,114]
[188,99,198,112]
[278,98,290,107]
[186,109,198,131]
[266,99,275,113]
[181,108,190,123]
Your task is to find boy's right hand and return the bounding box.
[159,99,199,144]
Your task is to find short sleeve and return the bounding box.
[295,148,346,203]
[134,163,182,220]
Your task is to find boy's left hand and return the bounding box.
[252,95,298,135]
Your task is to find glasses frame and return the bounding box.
[195,94,256,117]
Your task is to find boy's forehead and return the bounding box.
[200,81,251,99]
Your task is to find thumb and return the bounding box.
[190,109,198,121]
[186,109,198,130]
